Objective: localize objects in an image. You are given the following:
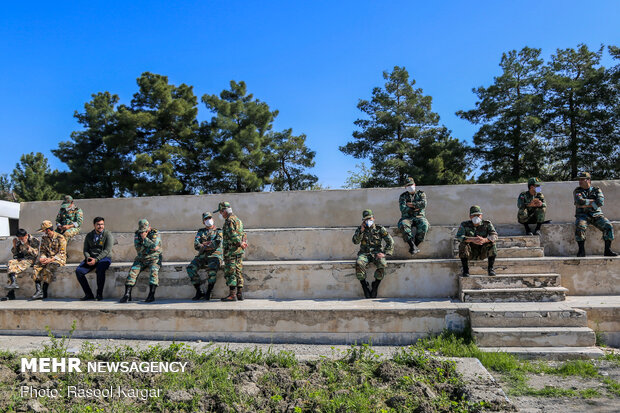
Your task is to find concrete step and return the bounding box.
[494,235,541,248]
[459,274,561,290]
[478,346,604,360]
[469,307,588,328]
[494,247,544,258]
[472,326,596,347]
[0,299,469,345]
[460,287,568,303]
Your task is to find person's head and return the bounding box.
[16,228,28,243]
[469,205,483,226]
[60,195,74,210]
[404,177,416,194]
[93,217,105,233]
[528,177,542,194]
[213,202,232,219]
[137,219,150,234]
[577,172,591,189]
[37,220,54,237]
[362,209,374,227]
[202,212,215,228]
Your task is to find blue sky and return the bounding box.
[1,1,618,188]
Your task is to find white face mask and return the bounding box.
[366,220,374,227]
[204,219,214,227]
[406,185,415,193]
[535,186,542,193]
[471,216,482,225]
[225,207,232,214]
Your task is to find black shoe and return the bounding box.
[1,290,16,301]
[487,256,496,276]
[221,287,237,302]
[359,280,371,298]
[30,282,43,300]
[80,294,95,301]
[236,287,244,301]
[42,283,49,299]
[523,224,532,236]
[6,274,18,290]
[370,279,381,298]
[577,241,586,257]
[204,283,215,300]
[144,285,157,303]
[191,284,203,301]
[407,239,419,255]
[604,240,618,257]
[532,223,542,236]
[96,292,103,301]
[460,258,470,277]
[119,285,133,303]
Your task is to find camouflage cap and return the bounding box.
[138,219,150,233]
[213,201,231,213]
[60,195,73,209]
[577,172,591,179]
[469,205,482,216]
[362,209,374,220]
[37,220,53,232]
[202,212,213,221]
[527,177,541,187]
[405,177,415,186]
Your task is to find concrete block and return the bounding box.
[478,346,603,360]
[472,327,596,347]
[459,274,560,290]
[469,307,588,328]
[461,287,567,303]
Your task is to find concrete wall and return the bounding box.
[18,180,620,232]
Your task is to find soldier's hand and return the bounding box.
[140,231,148,239]
[406,202,415,208]
[12,238,17,246]
[376,253,385,259]
[241,241,248,250]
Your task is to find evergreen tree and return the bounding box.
[269,129,318,191]
[457,47,546,183]
[0,174,17,202]
[11,152,60,201]
[340,66,471,187]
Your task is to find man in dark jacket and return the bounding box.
[76,217,114,300]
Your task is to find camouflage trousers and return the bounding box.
[186,255,221,285]
[398,217,429,244]
[575,214,614,242]
[355,253,387,281]
[518,207,546,224]
[7,259,33,287]
[224,255,244,288]
[32,261,62,283]
[458,242,497,260]
[126,256,161,286]
[56,227,80,240]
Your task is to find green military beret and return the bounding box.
[202,212,213,220]
[362,209,374,219]
[405,177,415,186]
[60,195,73,209]
[577,172,591,179]
[138,219,150,233]
[469,205,482,216]
[213,201,231,213]
[527,177,541,187]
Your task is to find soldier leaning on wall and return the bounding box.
[2,228,40,301]
[397,177,430,255]
[573,172,617,257]
[456,206,498,277]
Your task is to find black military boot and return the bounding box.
[577,241,586,257]
[359,280,371,298]
[144,285,157,303]
[1,290,16,301]
[604,240,618,257]
[119,285,132,303]
[370,279,381,298]
[6,273,18,290]
[30,282,43,300]
[236,287,244,301]
[407,239,419,255]
[487,256,496,276]
[221,287,237,302]
[42,283,49,299]
[204,283,215,300]
[191,284,203,301]
[533,223,542,236]
[523,224,532,236]
[460,258,470,277]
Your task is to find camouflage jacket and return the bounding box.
[517,191,546,210]
[194,227,223,260]
[134,229,162,261]
[352,224,394,256]
[574,186,605,217]
[456,220,498,243]
[222,215,245,257]
[39,232,67,265]
[11,235,40,260]
[399,190,427,219]
[56,206,83,229]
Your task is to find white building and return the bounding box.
[0,200,19,237]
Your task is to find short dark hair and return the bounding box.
[16,228,27,237]
[93,217,105,225]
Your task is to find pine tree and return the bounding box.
[269,129,318,191]
[11,152,60,201]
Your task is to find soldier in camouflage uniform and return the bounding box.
[31,220,67,300]
[517,178,546,235]
[2,228,40,301]
[119,219,162,303]
[352,209,394,298]
[55,195,83,241]
[573,172,617,257]
[214,202,247,302]
[186,212,223,301]
[456,206,498,277]
[398,177,429,255]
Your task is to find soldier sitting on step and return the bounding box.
[352,209,394,298]
[517,177,546,235]
[456,206,498,277]
[397,177,430,255]
[55,195,83,241]
[31,220,67,300]
[2,228,40,301]
[186,212,223,301]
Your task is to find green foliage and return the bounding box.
[0,174,17,201]
[343,162,372,189]
[269,128,318,191]
[340,66,472,187]
[10,152,60,201]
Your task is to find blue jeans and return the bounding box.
[76,257,112,297]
